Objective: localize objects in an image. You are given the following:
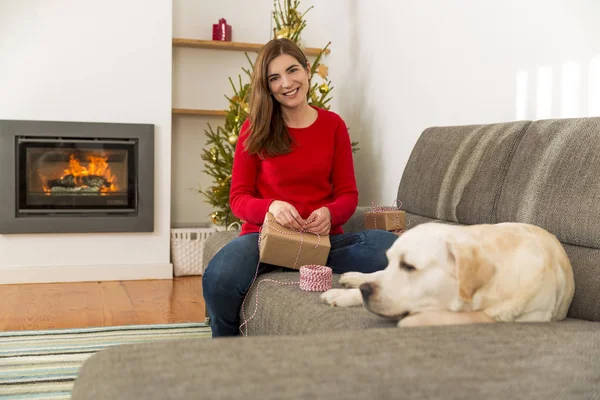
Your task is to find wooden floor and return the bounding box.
[0,276,206,332]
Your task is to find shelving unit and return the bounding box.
[172,108,227,117]
[172,38,329,56]
[172,38,330,117]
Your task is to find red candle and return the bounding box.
[212,18,232,41]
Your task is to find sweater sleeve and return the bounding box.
[229,121,274,225]
[324,118,359,227]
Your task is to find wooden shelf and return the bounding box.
[172,108,227,117]
[172,38,330,56]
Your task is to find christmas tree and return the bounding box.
[199,0,357,226]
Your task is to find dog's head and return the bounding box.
[360,223,495,319]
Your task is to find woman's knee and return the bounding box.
[203,233,260,295]
[363,229,399,250]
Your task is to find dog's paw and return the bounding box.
[339,272,369,288]
[486,309,517,322]
[485,304,522,322]
[320,288,363,307]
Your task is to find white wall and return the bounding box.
[172,0,353,225]
[0,0,172,282]
[175,0,600,224]
[347,0,600,205]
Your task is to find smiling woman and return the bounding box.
[201,37,400,338]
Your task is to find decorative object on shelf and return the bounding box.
[198,0,358,227]
[212,18,232,41]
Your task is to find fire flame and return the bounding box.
[42,154,118,193]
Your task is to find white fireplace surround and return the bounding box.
[0,1,173,284]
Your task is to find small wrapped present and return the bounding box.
[259,212,330,270]
[364,209,406,231]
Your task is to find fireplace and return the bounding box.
[0,120,154,234]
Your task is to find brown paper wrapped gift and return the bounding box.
[259,212,331,270]
[364,210,406,231]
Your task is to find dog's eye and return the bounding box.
[400,261,416,272]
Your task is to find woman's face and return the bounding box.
[266,53,310,110]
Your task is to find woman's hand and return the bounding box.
[303,207,332,236]
[268,200,306,230]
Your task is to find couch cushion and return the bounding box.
[341,206,372,233]
[496,117,600,249]
[71,320,600,400]
[563,243,600,321]
[241,272,397,336]
[398,121,530,225]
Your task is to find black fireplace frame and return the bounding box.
[0,120,154,234]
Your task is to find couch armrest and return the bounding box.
[342,206,371,233]
[201,231,240,272]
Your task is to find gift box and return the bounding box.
[259,212,330,270]
[364,210,406,231]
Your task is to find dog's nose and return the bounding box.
[359,283,373,299]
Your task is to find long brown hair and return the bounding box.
[244,38,310,157]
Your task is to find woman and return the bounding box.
[202,38,398,337]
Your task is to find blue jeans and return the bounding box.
[202,230,398,337]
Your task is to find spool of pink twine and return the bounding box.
[299,265,332,292]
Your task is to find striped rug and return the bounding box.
[0,322,211,399]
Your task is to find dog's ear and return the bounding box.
[446,240,496,302]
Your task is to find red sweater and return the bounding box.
[230,107,358,236]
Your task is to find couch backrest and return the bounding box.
[495,117,600,248]
[397,116,600,322]
[397,121,530,224]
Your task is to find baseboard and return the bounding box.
[0,263,173,284]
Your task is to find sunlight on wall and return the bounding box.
[536,66,553,119]
[560,61,580,118]
[515,70,528,120]
[589,56,600,116]
[518,56,600,120]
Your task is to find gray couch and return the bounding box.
[72,116,600,399]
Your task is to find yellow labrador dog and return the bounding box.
[321,222,575,327]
